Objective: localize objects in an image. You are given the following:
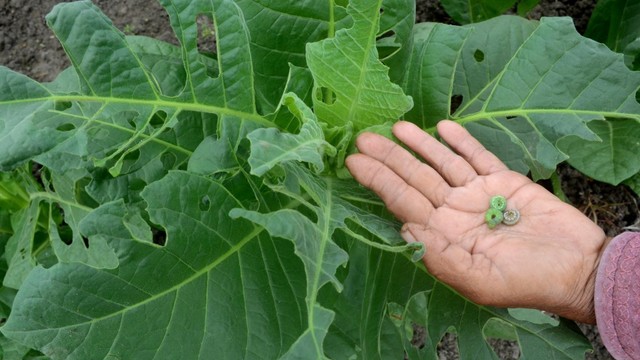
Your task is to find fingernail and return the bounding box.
[400,226,416,243]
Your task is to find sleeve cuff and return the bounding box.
[594,231,640,360]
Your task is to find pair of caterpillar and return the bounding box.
[485,195,520,229]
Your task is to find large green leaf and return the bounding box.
[306,0,413,130]
[0,0,614,358]
[0,70,59,171]
[558,119,640,185]
[401,22,470,128]
[379,0,417,83]
[231,160,417,359]
[326,243,591,359]
[232,0,348,113]
[586,0,640,73]
[3,201,41,289]
[439,0,518,24]
[446,16,640,179]
[246,94,336,176]
[2,171,307,359]
[585,0,640,54]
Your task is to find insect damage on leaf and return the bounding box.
[0,0,621,359]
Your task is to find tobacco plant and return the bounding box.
[0,0,639,359]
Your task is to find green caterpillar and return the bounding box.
[490,195,507,211]
[485,208,504,229]
[485,195,520,228]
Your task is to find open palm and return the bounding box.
[345,121,607,323]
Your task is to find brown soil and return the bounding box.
[1,1,637,359]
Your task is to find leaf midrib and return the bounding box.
[346,0,385,125]
[5,225,265,336]
[427,108,640,134]
[1,95,274,128]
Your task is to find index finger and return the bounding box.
[436,120,509,175]
[345,153,434,223]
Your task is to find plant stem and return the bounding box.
[550,169,570,204]
[324,0,336,105]
[328,0,335,38]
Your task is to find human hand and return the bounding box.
[345,120,608,324]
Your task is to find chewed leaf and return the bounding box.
[558,119,640,184]
[229,172,350,358]
[451,16,640,179]
[247,93,336,176]
[231,1,346,113]
[2,171,308,359]
[3,201,40,289]
[401,22,471,128]
[306,0,413,130]
[46,1,156,99]
[0,0,614,359]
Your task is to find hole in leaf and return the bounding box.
[123,149,141,163]
[473,49,485,63]
[411,323,426,349]
[377,30,396,41]
[450,94,463,115]
[152,228,167,246]
[437,333,460,358]
[129,178,147,192]
[197,14,216,55]
[636,88,640,103]
[56,123,76,132]
[315,87,336,105]
[376,29,398,61]
[82,236,90,249]
[54,101,72,111]
[199,195,211,211]
[487,338,519,358]
[379,7,384,15]
[150,110,168,128]
[506,115,517,120]
[58,222,73,246]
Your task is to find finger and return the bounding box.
[345,153,434,223]
[436,120,508,175]
[392,121,478,187]
[354,132,451,207]
[401,223,496,304]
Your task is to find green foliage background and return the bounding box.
[0,0,638,358]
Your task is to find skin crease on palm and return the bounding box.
[345,120,610,324]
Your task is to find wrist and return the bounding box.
[557,236,612,324]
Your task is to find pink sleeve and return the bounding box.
[594,231,640,360]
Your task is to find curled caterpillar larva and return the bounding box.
[485,208,503,229]
[489,195,507,211]
[502,209,520,225]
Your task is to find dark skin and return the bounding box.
[345,120,609,324]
